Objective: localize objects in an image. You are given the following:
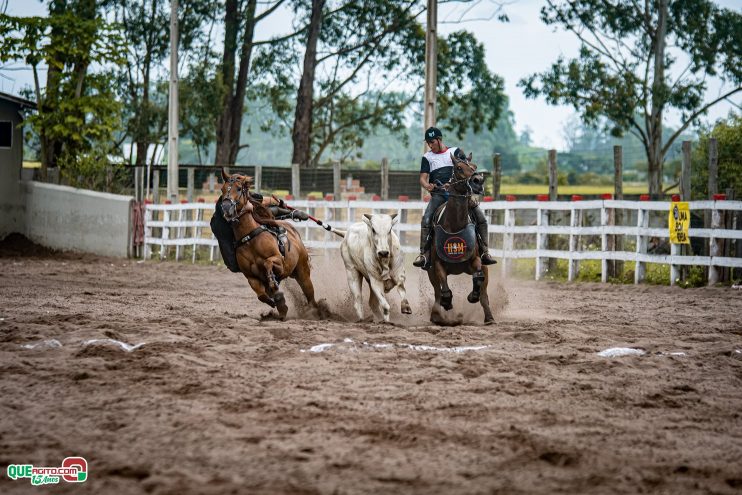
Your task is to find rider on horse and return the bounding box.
[211,182,308,273]
[413,126,496,270]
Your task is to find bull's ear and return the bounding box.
[390,212,398,225]
[221,168,230,181]
[362,213,373,227]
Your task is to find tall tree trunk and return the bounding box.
[134,0,158,167]
[214,0,238,166]
[291,0,325,168]
[215,0,257,166]
[648,0,667,198]
[227,0,257,165]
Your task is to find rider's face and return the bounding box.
[426,138,443,153]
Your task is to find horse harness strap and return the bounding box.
[236,225,290,257]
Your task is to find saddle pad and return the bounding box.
[434,223,476,263]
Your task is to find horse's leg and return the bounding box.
[246,275,275,308]
[479,267,495,324]
[264,256,288,319]
[467,257,485,304]
[434,260,453,311]
[427,266,445,324]
[368,277,391,322]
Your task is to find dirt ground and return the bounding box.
[1,235,741,495]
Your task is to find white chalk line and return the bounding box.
[19,338,145,352]
[301,338,489,354]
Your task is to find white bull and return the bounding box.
[333,213,412,322]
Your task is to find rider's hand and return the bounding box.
[443,183,451,191]
[424,183,435,192]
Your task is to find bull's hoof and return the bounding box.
[484,318,495,326]
[440,290,453,311]
[467,291,481,304]
[401,301,412,314]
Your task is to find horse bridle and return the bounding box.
[448,158,483,196]
[222,176,252,223]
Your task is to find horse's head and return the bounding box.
[450,151,484,195]
[362,213,398,259]
[219,168,254,222]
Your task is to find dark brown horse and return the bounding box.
[219,169,318,319]
[427,153,495,325]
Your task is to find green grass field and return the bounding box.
[496,183,677,196]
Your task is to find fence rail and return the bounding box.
[143,199,742,285]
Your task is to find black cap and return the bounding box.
[424,127,442,141]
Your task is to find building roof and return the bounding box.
[0,91,37,109]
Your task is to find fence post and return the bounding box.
[134,166,142,201]
[144,205,153,259]
[333,161,341,199]
[381,157,389,200]
[548,150,558,272]
[535,205,548,280]
[291,163,301,198]
[503,206,514,278]
[161,208,170,260]
[175,206,184,261]
[635,204,648,284]
[187,168,194,203]
[601,203,609,283]
[613,145,624,277]
[254,165,262,194]
[153,170,160,203]
[568,199,582,281]
[708,196,722,285]
[705,138,718,276]
[492,153,502,200]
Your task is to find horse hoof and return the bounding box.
[467,292,480,304]
[273,291,285,306]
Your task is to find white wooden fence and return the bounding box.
[144,199,742,285]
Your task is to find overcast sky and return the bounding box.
[2,0,740,150]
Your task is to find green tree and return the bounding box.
[0,0,124,179]
[520,0,742,197]
[691,113,742,200]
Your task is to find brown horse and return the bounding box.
[219,169,318,319]
[427,153,495,325]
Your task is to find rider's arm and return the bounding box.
[420,156,435,192]
[420,173,435,192]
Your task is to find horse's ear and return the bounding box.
[467,152,472,162]
[221,168,229,181]
[450,152,457,163]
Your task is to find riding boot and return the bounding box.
[413,226,432,269]
[476,222,497,265]
[210,205,241,273]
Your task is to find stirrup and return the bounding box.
[480,252,497,265]
[413,253,428,268]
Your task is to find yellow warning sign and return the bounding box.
[669,202,690,244]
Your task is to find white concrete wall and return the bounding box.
[23,182,134,258]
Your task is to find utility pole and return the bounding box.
[423,0,437,148]
[167,0,179,202]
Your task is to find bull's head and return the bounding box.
[219,168,254,222]
[362,213,398,259]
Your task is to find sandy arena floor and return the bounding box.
[1,237,741,494]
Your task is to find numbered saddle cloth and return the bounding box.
[434,223,476,263]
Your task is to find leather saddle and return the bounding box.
[236,224,290,257]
